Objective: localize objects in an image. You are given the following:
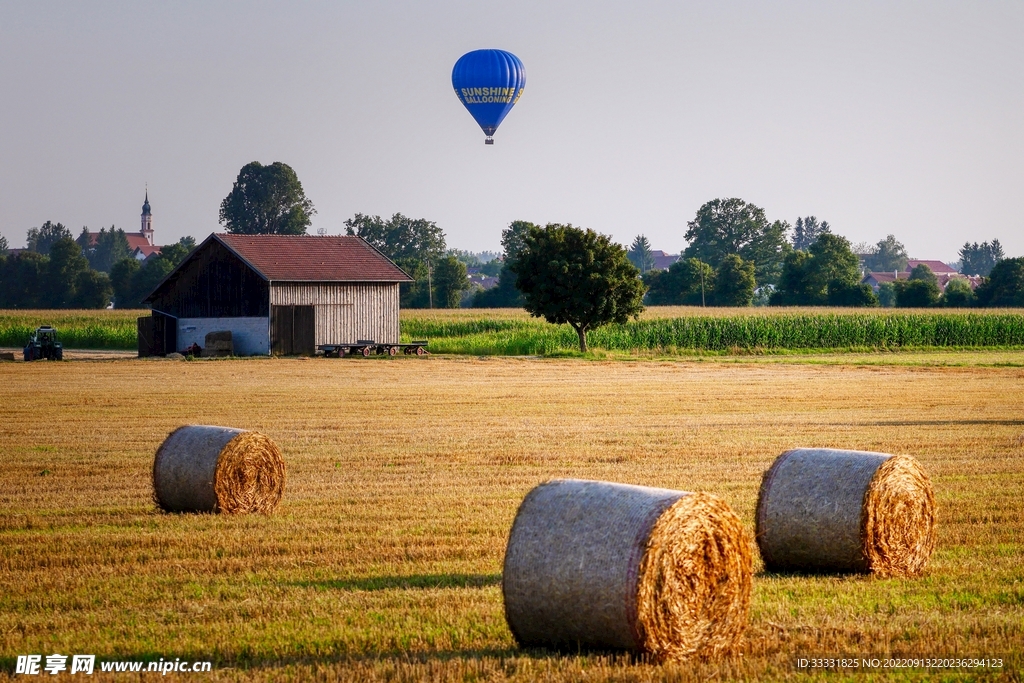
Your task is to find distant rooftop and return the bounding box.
[906,259,957,274]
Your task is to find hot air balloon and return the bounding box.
[452,49,525,145]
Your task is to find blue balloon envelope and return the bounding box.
[452,49,525,144]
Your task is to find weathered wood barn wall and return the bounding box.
[141,234,411,356]
[147,239,270,318]
[270,283,401,346]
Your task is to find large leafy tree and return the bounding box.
[0,239,110,309]
[0,234,8,253]
[0,251,47,308]
[975,257,1024,307]
[75,227,91,253]
[643,257,714,306]
[110,258,142,308]
[78,226,131,273]
[806,234,862,295]
[894,264,941,308]
[45,237,91,308]
[941,278,976,308]
[510,224,645,352]
[712,254,756,306]
[792,216,831,251]
[345,213,446,308]
[27,221,71,254]
[627,235,655,274]
[771,233,868,306]
[682,198,790,285]
[344,213,445,263]
[862,235,909,273]
[908,263,938,286]
[159,236,197,267]
[876,281,897,307]
[894,278,940,308]
[958,240,1004,277]
[109,237,197,308]
[827,281,878,307]
[501,220,535,267]
[73,269,113,309]
[772,250,812,306]
[220,161,315,235]
[432,256,470,308]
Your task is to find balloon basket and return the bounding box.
[484,137,494,145]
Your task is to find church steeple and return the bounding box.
[141,188,154,245]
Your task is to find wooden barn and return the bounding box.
[140,233,412,356]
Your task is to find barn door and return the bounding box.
[152,312,177,356]
[271,305,315,355]
[271,306,292,355]
[137,316,155,358]
[292,305,315,355]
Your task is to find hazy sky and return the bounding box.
[1,1,1021,260]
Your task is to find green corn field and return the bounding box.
[401,309,1024,355]
[3,307,1024,354]
[0,310,140,350]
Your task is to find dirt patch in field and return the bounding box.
[0,347,137,361]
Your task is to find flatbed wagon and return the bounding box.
[318,340,429,358]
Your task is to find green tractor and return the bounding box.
[23,326,63,361]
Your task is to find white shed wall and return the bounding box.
[177,317,270,356]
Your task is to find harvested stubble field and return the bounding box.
[1,355,1023,681]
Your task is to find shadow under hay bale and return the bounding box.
[152,425,285,514]
[502,479,753,663]
[756,448,936,577]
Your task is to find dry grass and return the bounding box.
[862,455,937,577]
[1,355,1022,681]
[502,481,752,663]
[755,450,937,577]
[153,426,286,514]
[636,492,753,662]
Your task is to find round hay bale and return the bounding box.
[756,448,936,577]
[502,479,753,662]
[152,425,285,514]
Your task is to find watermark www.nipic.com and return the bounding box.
[795,656,1007,672]
[15,655,213,675]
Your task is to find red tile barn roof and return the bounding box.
[215,234,412,282]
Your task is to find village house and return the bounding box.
[650,250,679,271]
[862,259,982,292]
[139,233,412,356]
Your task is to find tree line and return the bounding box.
[0,220,197,309]
[626,199,1020,309]
[5,159,1021,313]
[0,222,111,309]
